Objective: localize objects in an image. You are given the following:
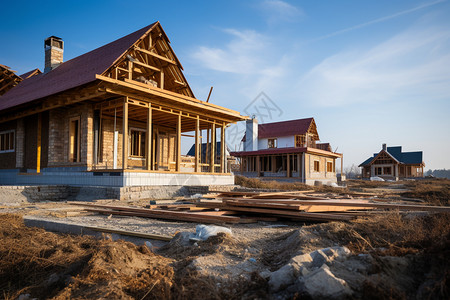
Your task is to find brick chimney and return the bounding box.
[244,117,258,151]
[44,36,64,73]
[382,143,387,151]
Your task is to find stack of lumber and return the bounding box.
[197,190,450,222]
[70,202,257,224]
[70,190,449,224]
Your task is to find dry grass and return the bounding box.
[0,214,174,300]
[318,212,450,299]
[401,178,450,206]
[235,175,348,193]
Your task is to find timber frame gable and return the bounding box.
[102,22,194,98]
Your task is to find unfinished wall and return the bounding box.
[47,103,93,168]
[306,154,336,184]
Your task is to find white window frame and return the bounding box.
[0,130,15,153]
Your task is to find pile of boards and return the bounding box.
[71,190,450,224]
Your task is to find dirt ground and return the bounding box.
[1,179,450,299]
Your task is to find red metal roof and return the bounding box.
[258,118,314,138]
[0,22,157,112]
[231,147,307,156]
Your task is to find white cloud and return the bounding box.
[191,28,268,74]
[259,0,304,23]
[299,26,450,107]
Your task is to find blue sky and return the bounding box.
[1,0,449,170]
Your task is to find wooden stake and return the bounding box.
[206,86,213,102]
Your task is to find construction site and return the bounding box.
[0,177,449,299]
[1,8,450,299]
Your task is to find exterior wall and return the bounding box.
[0,120,17,169]
[15,118,24,168]
[47,104,93,169]
[305,153,336,183]
[24,115,38,169]
[257,135,295,150]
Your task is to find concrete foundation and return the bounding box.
[0,167,234,187]
[0,184,238,201]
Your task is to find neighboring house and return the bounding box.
[186,142,235,173]
[0,22,247,187]
[359,144,425,180]
[230,118,343,185]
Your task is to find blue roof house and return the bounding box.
[359,144,425,180]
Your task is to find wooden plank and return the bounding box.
[72,203,243,223]
[86,208,241,224]
[135,47,177,65]
[221,198,450,212]
[36,113,42,173]
[224,200,303,211]
[84,226,173,241]
[122,98,128,169]
[224,199,373,213]
[133,60,161,72]
[195,202,354,221]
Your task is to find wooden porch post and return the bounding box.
[146,105,152,170]
[240,157,244,174]
[287,154,291,178]
[122,97,128,170]
[301,153,305,183]
[210,123,216,172]
[256,155,260,176]
[36,113,42,173]
[195,116,200,172]
[220,124,225,173]
[341,155,344,180]
[297,154,301,178]
[176,114,181,172]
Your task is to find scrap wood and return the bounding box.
[216,198,450,212]
[223,199,375,213]
[195,202,354,221]
[84,226,173,241]
[85,208,248,224]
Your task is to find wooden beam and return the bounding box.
[122,97,128,170]
[176,114,181,171]
[36,113,42,173]
[195,116,200,172]
[210,123,216,173]
[221,124,225,173]
[134,47,177,65]
[146,106,152,170]
[133,60,161,73]
[160,68,164,89]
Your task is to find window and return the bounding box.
[383,166,391,175]
[0,130,15,153]
[327,161,333,172]
[314,160,320,172]
[295,135,306,147]
[69,117,80,162]
[375,167,382,175]
[130,128,146,157]
[268,138,277,148]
